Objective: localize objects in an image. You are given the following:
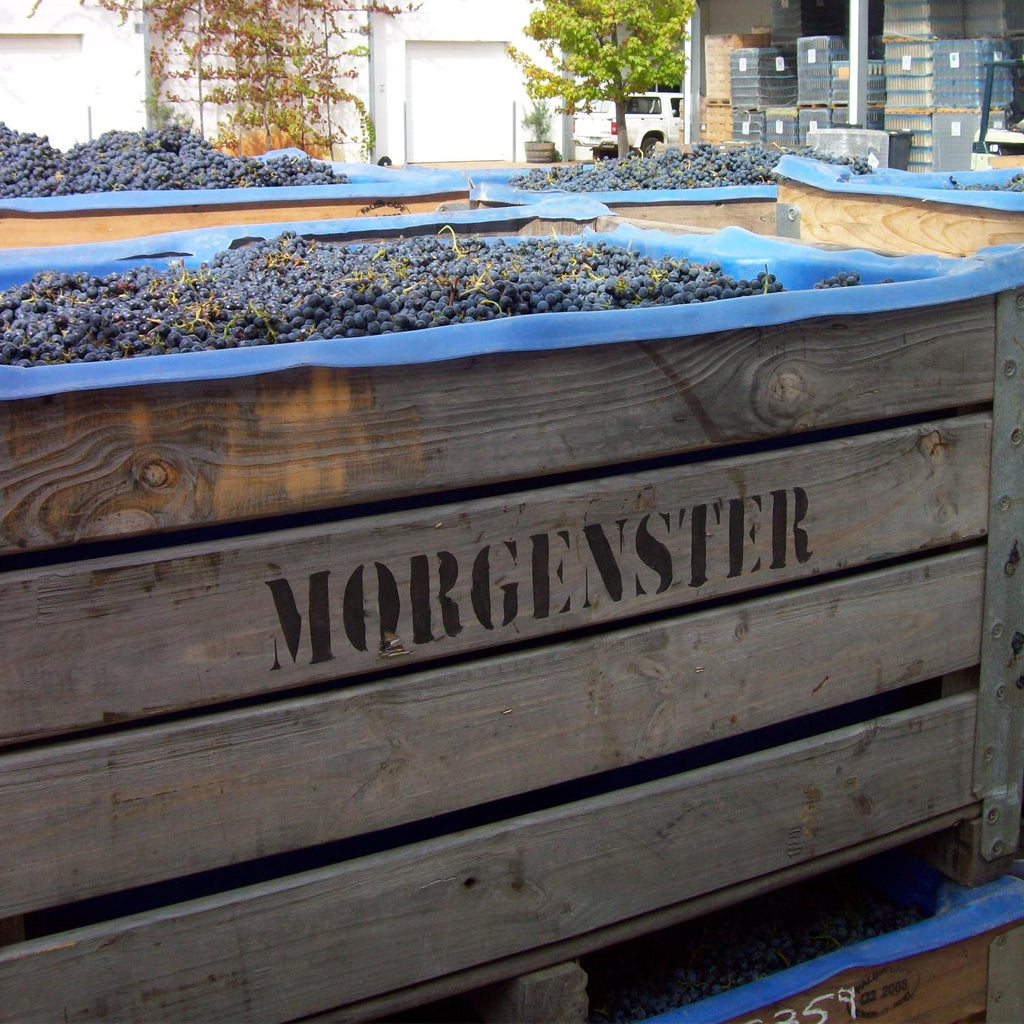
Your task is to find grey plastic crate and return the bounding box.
[797,35,849,105]
[798,106,832,139]
[831,60,887,105]
[732,108,768,143]
[934,39,1015,108]
[829,105,885,131]
[932,109,1006,170]
[884,41,936,108]
[882,0,964,39]
[730,48,798,109]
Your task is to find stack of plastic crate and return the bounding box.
[831,60,887,106]
[965,0,1024,37]
[883,0,967,171]
[704,30,772,144]
[798,106,832,140]
[730,47,797,142]
[770,0,846,48]
[764,106,801,148]
[797,36,849,105]
[934,38,1016,107]
[731,107,768,144]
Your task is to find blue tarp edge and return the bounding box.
[3,218,1023,400]
[471,180,777,206]
[776,154,1024,212]
[641,873,1024,1024]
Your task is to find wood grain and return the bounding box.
[603,198,777,233]
[0,414,991,742]
[0,695,979,1023]
[0,548,984,918]
[779,180,1024,256]
[0,193,467,249]
[0,299,995,555]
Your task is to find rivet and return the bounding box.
[993,839,1006,856]
[993,623,1006,639]
[996,685,1007,701]
[1016,293,1024,308]
[985,746,995,761]
[1013,428,1024,446]
[999,496,1012,512]
[994,991,1004,1003]
[1007,560,1018,576]
[1006,359,1018,376]
[988,806,1001,824]
[997,935,1007,947]
[787,208,798,221]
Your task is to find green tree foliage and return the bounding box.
[33,0,413,157]
[507,0,696,158]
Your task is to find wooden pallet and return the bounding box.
[0,228,1022,1021]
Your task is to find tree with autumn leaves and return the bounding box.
[35,0,412,158]
[507,0,696,159]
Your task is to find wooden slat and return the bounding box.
[0,695,978,1023]
[0,548,984,918]
[721,924,1021,1024]
[604,198,776,234]
[0,414,991,741]
[779,180,1024,257]
[0,193,467,249]
[0,298,995,555]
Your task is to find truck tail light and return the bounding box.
[612,123,617,135]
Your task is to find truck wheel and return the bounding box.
[641,134,661,158]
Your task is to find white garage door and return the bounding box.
[0,34,86,150]
[406,40,515,163]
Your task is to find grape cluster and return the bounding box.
[508,144,874,192]
[813,270,862,288]
[584,865,924,1023]
[0,123,349,198]
[0,232,793,368]
[949,171,1024,192]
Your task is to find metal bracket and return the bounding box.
[973,288,1024,860]
[987,924,1024,1024]
[775,202,801,238]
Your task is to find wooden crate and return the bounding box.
[0,224,1022,1022]
[704,101,734,145]
[705,31,773,103]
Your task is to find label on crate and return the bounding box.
[949,51,960,69]
[739,56,748,72]
[808,119,820,131]
[853,963,921,1018]
[742,120,751,134]
[807,48,817,64]
[776,55,786,71]
[776,119,784,134]
[995,50,1004,62]
[951,121,962,137]
[902,54,913,71]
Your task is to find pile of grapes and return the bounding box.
[0,232,805,367]
[508,144,874,192]
[584,864,925,1023]
[0,123,350,198]
[949,170,1024,192]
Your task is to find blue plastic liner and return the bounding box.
[776,154,1024,212]
[471,179,777,207]
[0,165,470,215]
[640,861,1024,1024]
[2,205,1023,401]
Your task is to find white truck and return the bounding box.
[571,92,684,160]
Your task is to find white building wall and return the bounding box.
[369,0,550,165]
[0,0,146,151]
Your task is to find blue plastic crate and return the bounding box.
[934,39,1015,108]
[637,855,1024,1024]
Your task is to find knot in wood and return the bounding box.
[138,457,177,490]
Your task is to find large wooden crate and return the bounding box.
[775,155,1024,256]
[0,224,1022,1022]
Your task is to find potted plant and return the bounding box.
[521,99,557,163]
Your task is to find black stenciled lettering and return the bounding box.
[501,540,519,626]
[583,521,624,606]
[410,554,435,645]
[531,530,573,618]
[793,486,812,563]
[472,546,494,629]
[437,551,462,637]
[343,565,367,652]
[375,562,401,647]
[771,488,788,569]
[635,513,673,595]
[266,571,334,669]
[689,503,711,587]
[748,494,764,572]
[728,498,745,579]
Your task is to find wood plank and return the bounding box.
[914,816,1021,888]
[0,695,979,1023]
[0,298,995,555]
[0,414,991,742]
[465,961,589,1024]
[0,548,984,918]
[778,180,1024,257]
[603,198,777,234]
[0,193,467,249]
[721,924,1021,1024]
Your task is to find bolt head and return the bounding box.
[1006,359,1018,377]
[993,839,1006,855]
[998,496,1011,512]
[993,623,1006,639]
[988,806,1001,824]
[1012,428,1024,447]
